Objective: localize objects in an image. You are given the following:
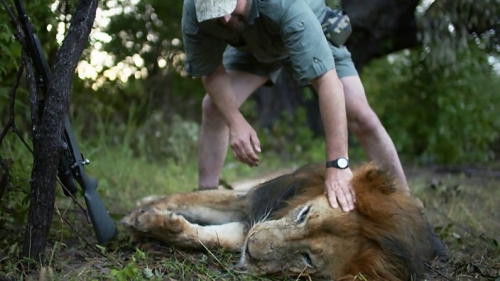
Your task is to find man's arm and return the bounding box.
[275,0,355,211]
[311,69,355,212]
[201,64,261,166]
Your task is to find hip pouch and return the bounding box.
[322,7,352,47]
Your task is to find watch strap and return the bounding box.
[326,157,349,169]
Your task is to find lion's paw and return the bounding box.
[160,211,190,234]
[121,206,192,237]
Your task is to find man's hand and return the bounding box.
[325,168,355,212]
[229,117,261,167]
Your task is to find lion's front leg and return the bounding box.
[133,190,249,225]
[122,207,246,251]
[122,189,250,250]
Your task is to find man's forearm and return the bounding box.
[312,69,349,160]
[201,65,243,127]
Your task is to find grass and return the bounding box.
[407,166,500,280]
[1,116,499,280]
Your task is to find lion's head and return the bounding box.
[241,163,438,281]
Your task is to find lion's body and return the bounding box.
[122,163,440,280]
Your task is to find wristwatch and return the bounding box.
[326,157,349,169]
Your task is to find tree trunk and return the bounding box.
[22,0,98,263]
[343,0,420,68]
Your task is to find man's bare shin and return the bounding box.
[198,114,229,189]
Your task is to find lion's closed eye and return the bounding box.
[301,252,315,268]
[296,205,311,224]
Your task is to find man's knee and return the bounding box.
[201,95,223,119]
[348,108,383,137]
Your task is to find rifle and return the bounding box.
[4,0,118,244]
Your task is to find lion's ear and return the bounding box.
[351,163,401,220]
[354,163,397,195]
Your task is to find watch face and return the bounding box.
[337,158,348,168]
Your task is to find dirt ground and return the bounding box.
[405,164,500,281]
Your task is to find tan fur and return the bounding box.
[122,163,438,280]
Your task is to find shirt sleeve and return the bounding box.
[279,0,335,85]
[181,0,227,77]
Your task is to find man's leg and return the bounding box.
[341,75,409,192]
[198,71,268,190]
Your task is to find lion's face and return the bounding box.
[241,196,358,277]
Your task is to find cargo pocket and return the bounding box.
[312,57,328,77]
[284,20,306,34]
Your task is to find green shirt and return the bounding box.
[182,0,335,85]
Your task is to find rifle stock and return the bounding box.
[81,171,119,244]
[10,0,118,244]
[63,117,118,244]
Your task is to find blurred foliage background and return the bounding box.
[1,0,499,168]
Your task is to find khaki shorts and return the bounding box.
[223,44,358,86]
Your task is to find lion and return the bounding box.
[122,163,444,280]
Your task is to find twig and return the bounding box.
[197,237,232,274]
[57,178,92,224]
[425,262,452,280]
[53,206,117,263]
[0,63,24,143]
[295,265,312,281]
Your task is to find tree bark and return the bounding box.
[343,0,420,68]
[22,0,98,263]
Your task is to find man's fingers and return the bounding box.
[327,184,355,212]
[350,184,356,203]
[231,143,248,164]
[229,125,260,167]
[325,168,355,212]
[336,188,351,212]
[242,135,259,166]
[251,135,261,153]
[232,150,241,162]
[343,188,355,212]
[244,142,258,162]
[327,189,339,209]
[231,141,258,166]
[249,135,260,166]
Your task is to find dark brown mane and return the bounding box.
[245,163,325,224]
[340,164,437,281]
